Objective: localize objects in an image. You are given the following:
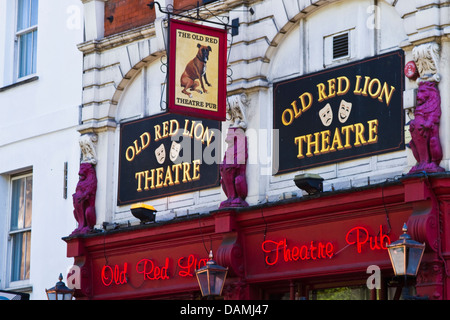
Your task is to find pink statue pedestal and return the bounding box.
[219,127,248,209]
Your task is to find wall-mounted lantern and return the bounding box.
[387,223,425,277]
[195,250,228,299]
[45,273,74,300]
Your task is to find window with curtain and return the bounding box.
[16,0,38,79]
[9,174,33,282]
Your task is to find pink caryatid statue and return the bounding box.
[219,127,249,208]
[409,81,444,174]
[71,162,97,235]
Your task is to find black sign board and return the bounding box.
[118,113,221,205]
[273,50,405,175]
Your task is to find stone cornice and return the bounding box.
[78,23,157,54]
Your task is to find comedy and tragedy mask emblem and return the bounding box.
[319,103,333,127]
[338,100,352,123]
[319,100,353,126]
[155,144,166,164]
[169,141,181,162]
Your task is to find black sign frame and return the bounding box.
[118,112,221,205]
[273,50,405,175]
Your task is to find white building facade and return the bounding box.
[0,0,84,299]
[77,0,450,225]
[1,0,450,299]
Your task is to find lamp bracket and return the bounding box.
[148,1,235,31]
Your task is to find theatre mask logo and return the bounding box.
[273,50,405,174]
[118,113,221,205]
[168,19,227,121]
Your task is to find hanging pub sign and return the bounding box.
[273,50,405,174]
[118,113,221,205]
[168,19,227,121]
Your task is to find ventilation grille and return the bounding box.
[333,33,349,59]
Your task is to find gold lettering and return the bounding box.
[317,83,327,102]
[330,127,344,152]
[144,169,155,190]
[182,162,191,183]
[169,119,179,136]
[341,125,355,149]
[354,123,367,147]
[306,133,321,157]
[133,139,142,156]
[320,130,331,154]
[202,127,215,146]
[292,120,379,159]
[126,146,135,162]
[328,78,336,98]
[367,119,378,144]
[294,135,307,159]
[140,132,151,150]
[155,167,164,188]
[299,92,313,113]
[337,76,350,96]
[282,109,294,126]
[368,78,382,98]
[135,171,145,192]
[162,121,169,138]
[173,163,183,184]
[163,166,174,187]
[154,125,162,141]
[192,159,201,180]
[194,123,204,140]
[379,83,396,106]
[361,76,370,96]
[291,100,302,119]
[183,119,190,136]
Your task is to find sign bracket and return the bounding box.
[148,1,237,33]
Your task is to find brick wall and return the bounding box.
[174,0,202,11]
[104,0,219,37]
[105,0,156,37]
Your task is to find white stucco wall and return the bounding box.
[0,0,84,300]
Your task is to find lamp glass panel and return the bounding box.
[406,247,423,276]
[389,246,405,275]
[47,292,56,300]
[64,293,72,300]
[213,271,226,295]
[197,271,210,296]
[209,272,219,295]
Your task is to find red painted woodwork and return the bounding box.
[64,174,450,300]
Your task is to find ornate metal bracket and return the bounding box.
[148,1,235,30]
[148,1,239,106]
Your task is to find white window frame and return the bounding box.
[14,0,38,81]
[6,172,33,290]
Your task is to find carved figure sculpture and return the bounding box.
[79,133,98,165]
[227,93,249,129]
[219,127,248,208]
[409,81,444,173]
[71,163,97,235]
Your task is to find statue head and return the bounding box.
[417,81,440,107]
